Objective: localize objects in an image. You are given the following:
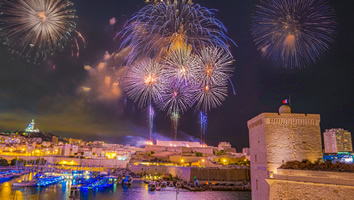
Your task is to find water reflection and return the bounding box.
[0,174,251,200]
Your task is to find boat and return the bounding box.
[69,186,81,200]
[168,181,174,187]
[13,181,38,187]
[175,181,182,188]
[0,174,14,181]
[148,181,156,191]
[122,175,133,185]
[37,176,65,187]
[156,185,161,191]
[98,183,114,189]
[80,183,96,190]
[161,181,167,188]
[143,179,150,184]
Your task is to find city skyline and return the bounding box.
[0,0,353,149]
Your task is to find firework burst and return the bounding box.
[251,0,336,68]
[122,58,165,108]
[0,0,79,62]
[193,46,234,112]
[118,0,233,64]
[162,47,198,85]
[158,81,194,116]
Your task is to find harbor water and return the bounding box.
[0,173,251,200]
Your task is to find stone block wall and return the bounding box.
[248,112,323,200]
[268,169,354,200]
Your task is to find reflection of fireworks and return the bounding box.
[251,0,336,68]
[122,59,165,108]
[193,46,234,112]
[119,0,233,64]
[162,48,198,85]
[0,0,80,62]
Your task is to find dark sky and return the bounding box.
[0,0,353,151]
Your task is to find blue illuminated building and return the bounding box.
[323,152,354,164]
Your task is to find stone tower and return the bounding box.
[247,105,322,200]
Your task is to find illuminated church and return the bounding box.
[25,119,40,133]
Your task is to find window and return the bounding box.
[255,154,257,162]
[293,145,295,150]
[256,179,258,190]
[293,153,296,159]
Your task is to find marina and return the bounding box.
[0,170,251,200]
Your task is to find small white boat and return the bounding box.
[156,185,161,191]
[168,181,174,187]
[13,181,37,187]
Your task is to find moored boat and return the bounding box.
[161,181,167,188]
[13,181,38,187]
[122,175,133,185]
[148,181,156,191]
[168,181,174,187]
[175,181,182,188]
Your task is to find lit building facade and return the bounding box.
[25,119,40,133]
[247,105,322,200]
[156,140,201,147]
[323,128,352,153]
[323,152,354,164]
[218,142,232,150]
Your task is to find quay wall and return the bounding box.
[267,169,354,200]
[127,164,250,183]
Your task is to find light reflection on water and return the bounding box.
[0,174,251,200]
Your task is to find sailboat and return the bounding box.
[13,160,38,187]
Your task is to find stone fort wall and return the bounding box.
[248,112,323,200]
[268,169,354,200]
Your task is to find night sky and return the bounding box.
[0,0,353,150]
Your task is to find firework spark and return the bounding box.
[162,47,198,85]
[0,0,79,62]
[193,46,234,112]
[158,81,194,116]
[122,59,165,108]
[118,0,234,64]
[251,0,336,68]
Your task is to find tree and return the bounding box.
[0,158,9,166]
[195,152,203,157]
[10,158,17,166]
